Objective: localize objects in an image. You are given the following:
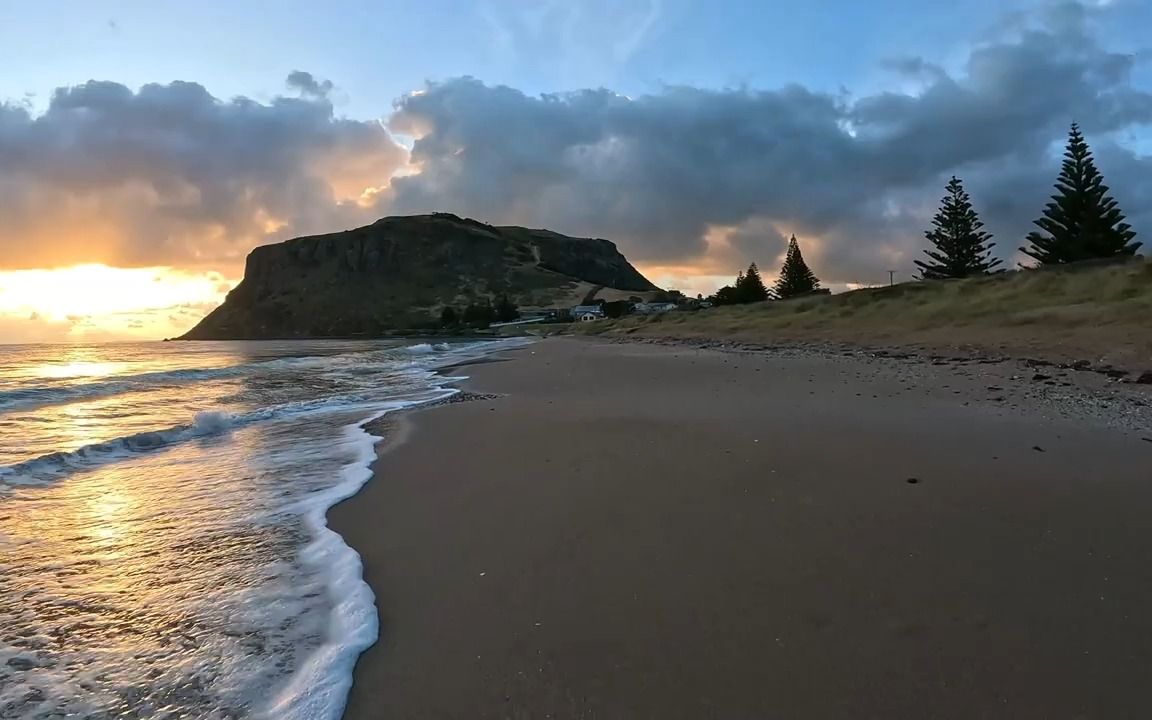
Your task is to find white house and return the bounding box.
[571,304,605,322]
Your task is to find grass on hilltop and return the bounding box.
[576,258,1152,369]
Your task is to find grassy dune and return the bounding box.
[578,258,1152,370]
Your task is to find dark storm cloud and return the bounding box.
[0,74,403,270]
[388,1,1151,281]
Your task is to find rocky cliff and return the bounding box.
[181,213,660,339]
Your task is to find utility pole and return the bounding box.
[887,270,896,286]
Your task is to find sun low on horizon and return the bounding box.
[0,264,235,343]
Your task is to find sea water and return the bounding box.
[0,338,529,719]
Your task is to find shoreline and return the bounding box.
[598,332,1152,387]
[332,337,1152,718]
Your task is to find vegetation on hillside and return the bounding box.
[579,259,1152,368]
[710,239,823,306]
[182,213,656,339]
[713,263,771,305]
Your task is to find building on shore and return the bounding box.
[571,305,605,322]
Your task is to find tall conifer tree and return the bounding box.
[736,262,770,302]
[1021,123,1140,265]
[916,176,1001,279]
[774,236,820,299]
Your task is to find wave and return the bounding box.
[401,342,452,355]
[0,387,453,487]
[258,411,386,720]
[0,342,458,415]
[0,366,248,414]
[0,410,235,486]
[0,339,532,486]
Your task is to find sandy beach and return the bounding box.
[331,338,1152,719]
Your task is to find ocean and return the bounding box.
[0,337,530,719]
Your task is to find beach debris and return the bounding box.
[1032,445,1046,452]
[906,477,919,484]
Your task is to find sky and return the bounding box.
[1,0,1150,341]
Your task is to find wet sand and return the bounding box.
[331,338,1152,719]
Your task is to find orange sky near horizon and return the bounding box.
[0,265,236,344]
[0,236,796,343]
[0,221,811,344]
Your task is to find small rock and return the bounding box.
[1135,372,1152,385]
[1032,445,1045,453]
[1031,373,1051,382]
[6,657,37,671]
[906,477,919,484]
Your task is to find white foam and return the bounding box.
[263,340,539,717]
[258,392,449,720]
[192,410,234,435]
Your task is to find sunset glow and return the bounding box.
[0,264,235,342]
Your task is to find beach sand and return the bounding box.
[331,338,1152,719]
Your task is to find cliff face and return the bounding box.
[181,213,660,339]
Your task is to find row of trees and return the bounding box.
[439,295,519,329]
[917,123,1140,279]
[711,235,822,305]
[714,123,1141,298]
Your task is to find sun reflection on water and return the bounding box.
[34,360,125,380]
[0,434,326,717]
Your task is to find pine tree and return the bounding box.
[736,262,770,302]
[774,235,820,299]
[494,294,519,323]
[1020,123,1140,265]
[710,285,740,305]
[462,299,495,328]
[439,306,458,327]
[915,176,1002,279]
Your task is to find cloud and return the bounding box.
[388,1,1151,282]
[286,70,334,99]
[0,74,405,271]
[1,1,1149,292]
